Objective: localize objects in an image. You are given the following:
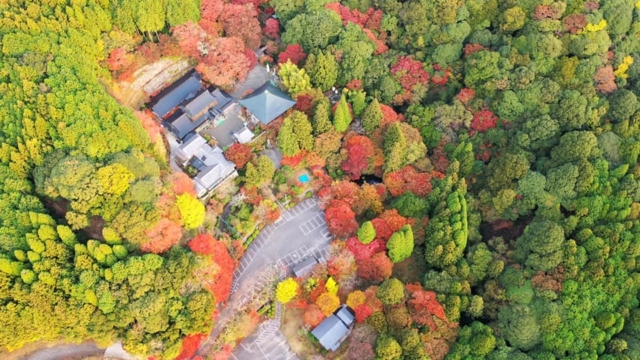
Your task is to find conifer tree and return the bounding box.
[362,98,383,134]
[384,122,407,172]
[334,95,353,132]
[305,51,339,91]
[312,97,333,135]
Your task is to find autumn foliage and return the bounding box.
[391,56,430,92]
[278,44,307,66]
[188,234,235,302]
[341,135,375,180]
[325,199,359,238]
[471,110,498,134]
[176,333,206,360]
[224,143,253,168]
[196,37,251,89]
[383,166,432,197]
[220,4,262,49]
[304,304,326,327]
[141,218,183,254]
[406,283,448,331]
[356,252,393,282]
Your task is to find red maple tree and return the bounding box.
[220,4,262,49]
[354,303,373,323]
[383,166,432,197]
[304,304,326,327]
[196,36,251,88]
[264,18,280,39]
[325,199,359,238]
[176,333,206,360]
[134,111,161,142]
[346,236,386,261]
[277,44,307,65]
[391,56,430,92]
[172,22,209,57]
[356,252,393,282]
[341,135,375,180]
[471,109,498,134]
[406,283,448,331]
[170,172,197,196]
[106,47,134,71]
[188,234,235,302]
[224,143,252,168]
[141,218,183,254]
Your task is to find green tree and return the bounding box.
[515,220,565,272]
[357,221,376,244]
[384,123,407,172]
[304,51,338,91]
[333,95,353,132]
[279,60,312,95]
[376,335,403,360]
[387,225,414,263]
[311,97,333,135]
[277,111,314,156]
[362,98,383,134]
[377,278,405,305]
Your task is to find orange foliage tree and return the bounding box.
[356,252,393,282]
[141,218,183,254]
[304,304,326,327]
[196,37,251,89]
[176,333,207,360]
[224,143,253,168]
[325,199,359,238]
[341,135,375,180]
[189,234,235,302]
[316,292,340,316]
[220,4,262,49]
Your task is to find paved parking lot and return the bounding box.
[225,197,333,360]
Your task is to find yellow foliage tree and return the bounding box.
[279,60,312,95]
[177,194,205,229]
[276,278,299,304]
[614,56,634,79]
[316,292,340,316]
[326,277,339,295]
[346,290,366,309]
[96,163,135,195]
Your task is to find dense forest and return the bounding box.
[2,0,640,359]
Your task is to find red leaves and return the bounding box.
[456,88,475,105]
[264,18,280,39]
[356,252,393,282]
[563,14,587,34]
[142,219,183,254]
[106,47,133,71]
[532,4,563,20]
[380,104,400,126]
[325,199,358,238]
[341,135,375,180]
[171,172,197,196]
[346,236,386,261]
[172,22,209,57]
[294,93,316,117]
[201,0,224,23]
[176,333,206,360]
[594,65,617,94]
[278,44,307,66]
[196,37,251,89]
[225,143,253,169]
[220,4,262,49]
[134,111,161,142]
[188,234,235,302]
[304,304,326,327]
[383,166,432,197]
[471,109,498,134]
[406,284,447,331]
[354,303,373,323]
[391,56,430,92]
[463,43,486,57]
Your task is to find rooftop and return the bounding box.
[238,81,296,125]
[150,70,202,119]
[311,305,355,351]
[292,256,318,278]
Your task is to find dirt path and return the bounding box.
[18,342,104,360]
